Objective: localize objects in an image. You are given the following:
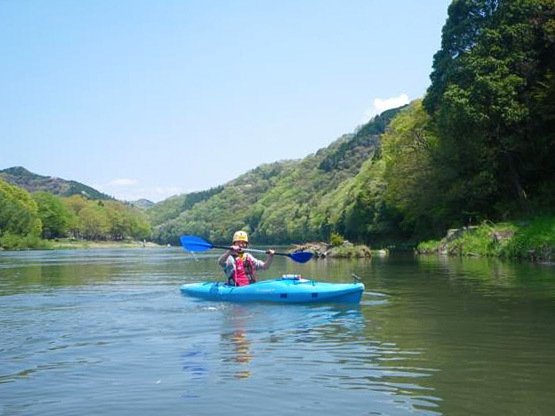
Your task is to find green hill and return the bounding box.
[149,106,406,245]
[0,167,113,200]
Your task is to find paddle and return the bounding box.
[179,235,313,264]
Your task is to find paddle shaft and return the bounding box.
[211,244,286,258]
[179,235,313,263]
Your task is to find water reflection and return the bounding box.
[209,300,442,414]
[0,248,210,296]
[417,254,555,297]
[4,249,553,415]
[220,306,253,379]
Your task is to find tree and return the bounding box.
[0,178,42,238]
[0,179,43,248]
[423,0,555,221]
[381,101,445,237]
[32,192,72,239]
[78,204,110,240]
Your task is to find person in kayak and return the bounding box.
[218,231,275,286]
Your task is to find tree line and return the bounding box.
[0,178,151,249]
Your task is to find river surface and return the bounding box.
[1,248,555,415]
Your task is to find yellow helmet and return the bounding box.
[232,231,249,244]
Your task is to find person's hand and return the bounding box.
[266,249,275,255]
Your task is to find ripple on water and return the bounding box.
[13,250,555,415]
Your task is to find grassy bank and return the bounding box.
[417,216,555,262]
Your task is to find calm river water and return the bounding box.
[1,248,555,415]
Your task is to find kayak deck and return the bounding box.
[180,275,365,304]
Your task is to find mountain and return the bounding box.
[129,199,156,209]
[0,167,113,200]
[0,103,406,246]
[148,105,407,245]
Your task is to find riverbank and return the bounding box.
[416,216,555,262]
[0,238,164,251]
[295,241,377,258]
[47,239,164,250]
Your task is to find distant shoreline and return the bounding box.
[46,239,165,250]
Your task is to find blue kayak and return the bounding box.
[180,275,365,304]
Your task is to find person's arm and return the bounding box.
[219,244,239,266]
[218,249,234,267]
[259,249,275,270]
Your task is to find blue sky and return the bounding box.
[1,0,450,202]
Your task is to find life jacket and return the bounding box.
[229,254,256,286]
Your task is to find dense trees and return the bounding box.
[381,101,441,238]
[0,179,42,248]
[32,192,73,239]
[148,112,398,245]
[0,180,151,249]
[375,0,555,240]
[423,0,555,223]
[62,197,151,241]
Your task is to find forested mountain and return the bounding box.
[150,0,554,247]
[129,199,156,209]
[0,166,113,200]
[149,107,406,245]
[0,176,151,249]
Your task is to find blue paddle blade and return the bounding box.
[288,251,313,263]
[179,235,214,252]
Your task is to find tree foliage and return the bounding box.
[381,101,443,238]
[0,180,151,248]
[423,0,555,224]
[150,108,405,245]
[0,178,42,247]
[62,197,151,241]
[32,191,73,239]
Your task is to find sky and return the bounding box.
[1,0,451,202]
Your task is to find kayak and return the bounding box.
[180,274,365,304]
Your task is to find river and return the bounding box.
[1,248,554,415]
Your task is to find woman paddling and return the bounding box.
[218,231,275,286]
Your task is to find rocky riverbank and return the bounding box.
[294,241,376,258]
[416,217,555,262]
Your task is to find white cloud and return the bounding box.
[373,93,410,113]
[94,178,184,202]
[107,178,138,186]
[362,93,410,123]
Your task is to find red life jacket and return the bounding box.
[232,254,256,286]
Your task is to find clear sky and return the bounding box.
[1,0,450,202]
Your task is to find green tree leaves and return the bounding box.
[0,181,152,249]
[32,192,72,239]
[422,0,555,223]
[0,178,42,247]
